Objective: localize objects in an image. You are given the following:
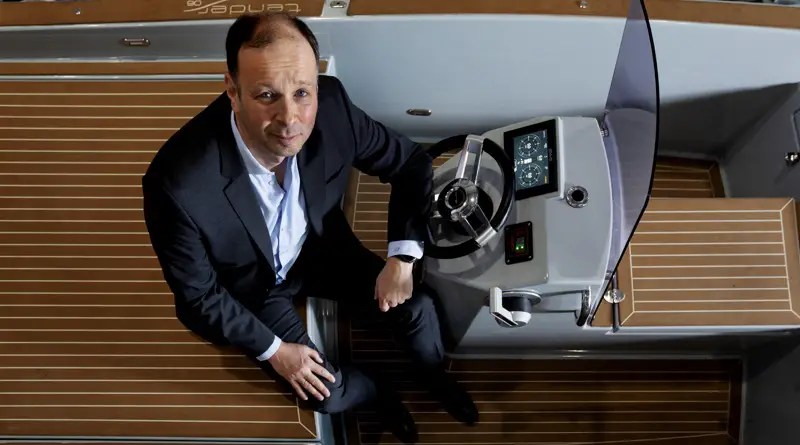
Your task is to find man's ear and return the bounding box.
[224,73,239,112]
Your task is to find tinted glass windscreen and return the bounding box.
[513,129,550,190]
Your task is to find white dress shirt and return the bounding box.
[230,111,423,361]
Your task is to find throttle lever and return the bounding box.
[489,286,517,327]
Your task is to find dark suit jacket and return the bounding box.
[142,75,433,357]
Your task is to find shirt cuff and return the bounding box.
[255,336,282,361]
[387,240,424,259]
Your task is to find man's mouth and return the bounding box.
[272,133,299,144]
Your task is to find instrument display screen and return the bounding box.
[503,119,559,200]
[512,130,550,191]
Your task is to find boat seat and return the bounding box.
[593,157,800,328]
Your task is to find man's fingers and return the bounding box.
[377,291,409,312]
[312,362,337,384]
[305,380,325,401]
[290,380,308,401]
[308,373,331,398]
[301,372,326,400]
[307,348,324,365]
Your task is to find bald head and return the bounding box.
[225,12,320,81]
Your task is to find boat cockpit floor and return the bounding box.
[0,77,755,444]
[346,353,742,445]
[342,157,742,445]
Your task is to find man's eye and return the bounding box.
[296,89,309,98]
[257,92,274,100]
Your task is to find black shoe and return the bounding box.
[376,385,418,444]
[426,368,479,426]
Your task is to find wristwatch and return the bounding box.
[392,254,417,264]
[392,254,425,284]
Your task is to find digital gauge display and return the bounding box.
[503,119,559,200]
[513,131,549,190]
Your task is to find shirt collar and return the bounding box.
[230,110,275,177]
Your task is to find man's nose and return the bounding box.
[274,97,298,127]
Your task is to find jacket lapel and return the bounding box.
[217,119,276,273]
[297,128,326,236]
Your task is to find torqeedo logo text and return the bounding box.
[183,0,302,15]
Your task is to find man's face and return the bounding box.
[225,33,318,160]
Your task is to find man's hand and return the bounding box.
[268,342,336,401]
[374,257,414,312]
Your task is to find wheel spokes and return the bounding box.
[454,134,484,185]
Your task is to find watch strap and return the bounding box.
[393,254,417,264]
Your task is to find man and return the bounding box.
[142,11,477,444]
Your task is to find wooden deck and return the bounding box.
[347,355,742,445]
[616,197,800,327]
[593,157,800,328]
[0,74,318,441]
[0,63,770,444]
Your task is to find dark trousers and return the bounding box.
[251,235,444,414]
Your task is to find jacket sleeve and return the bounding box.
[142,174,276,358]
[333,77,434,245]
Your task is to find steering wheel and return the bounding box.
[424,134,515,259]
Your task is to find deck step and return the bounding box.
[652,156,726,198]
